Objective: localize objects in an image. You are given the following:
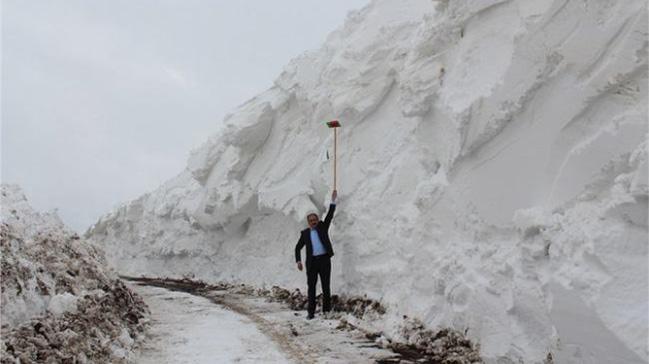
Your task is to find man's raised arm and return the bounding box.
[323,190,337,229]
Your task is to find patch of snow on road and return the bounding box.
[132,284,290,364]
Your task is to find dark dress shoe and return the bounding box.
[306,313,315,320]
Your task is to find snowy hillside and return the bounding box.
[1,184,148,362]
[87,0,648,363]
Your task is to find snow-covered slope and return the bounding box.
[1,184,148,362]
[87,1,648,363]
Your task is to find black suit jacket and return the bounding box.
[295,203,336,267]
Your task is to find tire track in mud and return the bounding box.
[204,291,314,364]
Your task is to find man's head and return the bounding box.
[306,213,319,229]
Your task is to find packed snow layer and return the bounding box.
[131,285,289,364]
[1,184,148,362]
[88,1,649,363]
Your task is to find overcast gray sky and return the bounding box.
[1,0,368,232]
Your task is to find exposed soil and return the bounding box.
[0,221,149,364]
[1,279,148,364]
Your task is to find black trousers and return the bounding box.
[306,255,331,315]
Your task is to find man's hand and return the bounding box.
[332,190,337,202]
[297,261,303,271]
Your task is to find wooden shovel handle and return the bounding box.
[333,127,337,190]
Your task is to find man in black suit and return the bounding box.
[295,190,337,319]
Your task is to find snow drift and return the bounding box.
[87,0,648,362]
[1,184,148,362]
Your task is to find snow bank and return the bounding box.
[1,184,111,326]
[87,1,648,363]
[1,184,148,362]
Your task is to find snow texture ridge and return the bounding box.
[87,1,648,363]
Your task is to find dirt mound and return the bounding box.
[1,185,149,363]
[1,279,147,363]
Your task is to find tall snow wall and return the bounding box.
[87,1,648,362]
